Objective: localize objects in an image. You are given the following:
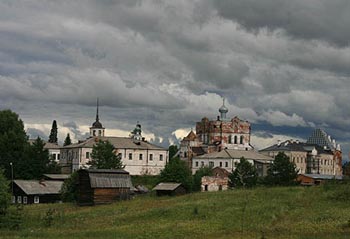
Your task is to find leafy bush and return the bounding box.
[193,166,213,192]
[159,157,193,192]
[60,172,78,202]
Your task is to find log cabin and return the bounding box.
[77,169,133,206]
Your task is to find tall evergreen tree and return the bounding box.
[229,157,257,188]
[88,140,124,169]
[64,133,72,146]
[48,120,58,143]
[18,137,50,179]
[0,110,28,179]
[265,152,299,186]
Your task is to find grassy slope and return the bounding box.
[1,185,350,239]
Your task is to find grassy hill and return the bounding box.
[1,184,350,239]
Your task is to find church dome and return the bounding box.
[92,121,103,128]
[219,104,228,113]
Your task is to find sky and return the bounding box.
[1,0,350,160]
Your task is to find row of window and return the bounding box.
[13,196,39,204]
[127,153,163,161]
[292,157,334,166]
[86,152,164,161]
[228,135,244,144]
[195,161,229,168]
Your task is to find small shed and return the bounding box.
[12,180,63,204]
[297,174,343,186]
[77,169,133,206]
[153,183,186,196]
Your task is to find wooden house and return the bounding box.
[297,174,343,186]
[153,183,186,196]
[12,180,63,204]
[77,169,133,206]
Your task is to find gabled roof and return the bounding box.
[195,149,273,161]
[43,174,70,180]
[183,131,197,141]
[259,140,333,155]
[63,136,166,150]
[14,180,63,195]
[28,139,61,149]
[191,146,206,155]
[300,174,343,180]
[153,183,182,191]
[80,169,132,188]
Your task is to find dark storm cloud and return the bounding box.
[1,0,350,159]
[213,0,350,47]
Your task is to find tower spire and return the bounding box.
[96,98,99,122]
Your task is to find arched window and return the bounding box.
[228,135,232,144]
[240,135,244,144]
[234,136,238,144]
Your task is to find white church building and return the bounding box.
[60,100,168,175]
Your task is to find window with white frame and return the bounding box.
[12,196,15,204]
[129,153,133,160]
[139,154,143,160]
[149,154,153,161]
[209,161,214,167]
[225,162,228,167]
[86,152,90,159]
[17,196,22,204]
[34,196,39,204]
[23,196,27,204]
[160,154,163,161]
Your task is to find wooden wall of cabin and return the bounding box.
[93,188,130,205]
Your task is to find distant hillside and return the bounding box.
[2,184,350,239]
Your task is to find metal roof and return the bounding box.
[87,171,132,188]
[300,174,343,180]
[153,183,182,191]
[195,149,273,161]
[307,129,336,151]
[259,140,333,155]
[43,174,70,180]
[63,136,166,150]
[14,180,63,195]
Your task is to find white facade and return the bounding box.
[60,137,168,175]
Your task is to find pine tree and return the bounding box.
[48,120,58,144]
[18,137,50,179]
[88,140,124,169]
[265,152,299,186]
[229,157,257,188]
[64,133,72,146]
[0,110,28,179]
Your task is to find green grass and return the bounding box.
[2,184,350,239]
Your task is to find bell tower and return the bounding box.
[89,98,105,137]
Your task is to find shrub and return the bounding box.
[60,172,78,202]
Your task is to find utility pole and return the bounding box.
[10,162,13,196]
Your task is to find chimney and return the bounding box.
[277,140,281,146]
